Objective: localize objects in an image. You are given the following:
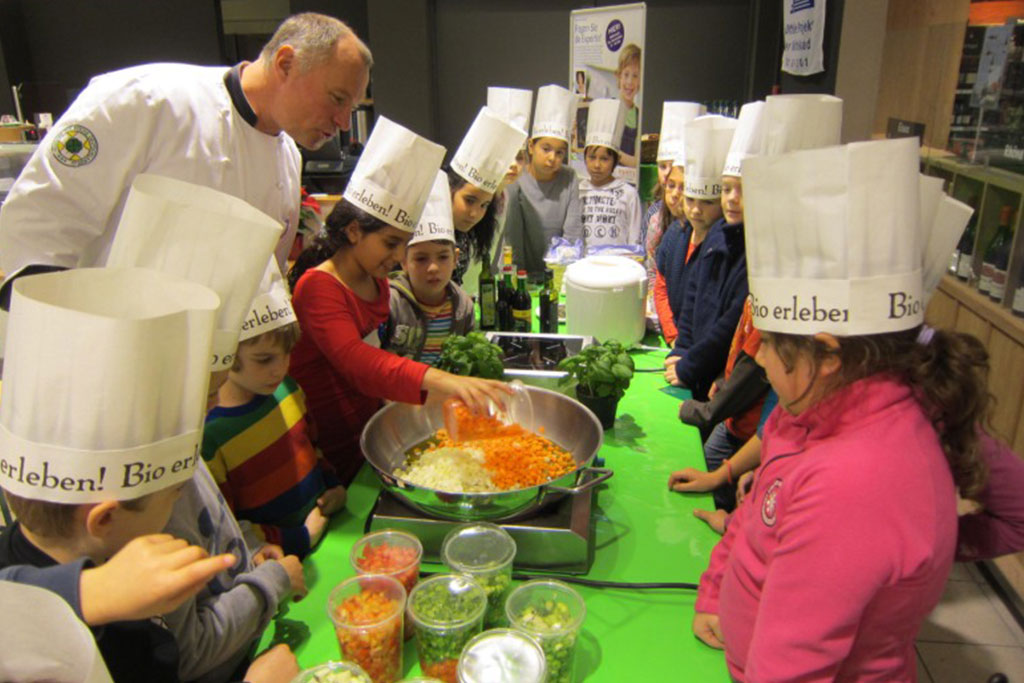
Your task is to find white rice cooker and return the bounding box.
[564,255,647,344]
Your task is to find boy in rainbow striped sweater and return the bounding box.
[203,279,346,559]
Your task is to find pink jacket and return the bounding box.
[957,431,1024,561]
[696,376,956,682]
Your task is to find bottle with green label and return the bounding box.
[979,205,1013,300]
[512,270,532,332]
[479,247,496,331]
[539,268,558,333]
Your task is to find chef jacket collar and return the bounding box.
[224,64,259,128]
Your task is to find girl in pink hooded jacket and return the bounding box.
[694,138,991,682]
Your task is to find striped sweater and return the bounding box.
[203,376,339,557]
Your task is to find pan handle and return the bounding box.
[544,466,614,494]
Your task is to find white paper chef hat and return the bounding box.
[657,101,706,163]
[0,268,219,504]
[0,581,113,682]
[451,107,528,195]
[744,137,934,336]
[682,115,738,199]
[408,170,456,247]
[531,85,575,143]
[760,94,843,156]
[488,87,533,134]
[106,173,283,370]
[343,115,446,232]
[585,98,627,152]
[722,102,766,177]
[238,261,296,343]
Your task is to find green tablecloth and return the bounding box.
[259,346,729,681]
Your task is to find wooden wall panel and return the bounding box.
[987,330,1024,444]
[1015,403,1024,454]
[925,288,958,330]
[955,305,992,345]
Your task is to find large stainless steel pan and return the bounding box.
[360,386,612,521]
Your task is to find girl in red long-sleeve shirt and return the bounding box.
[287,200,508,483]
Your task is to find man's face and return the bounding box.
[275,37,370,150]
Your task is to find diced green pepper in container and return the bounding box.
[408,574,486,683]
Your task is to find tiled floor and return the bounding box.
[916,562,1024,682]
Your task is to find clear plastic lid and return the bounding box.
[441,522,517,573]
[408,574,487,629]
[457,628,547,683]
[290,660,372,683]
[565,255,646,290]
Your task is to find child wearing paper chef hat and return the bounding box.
[662,114,739,401]
[204,265,347,560]
[288,116,510,485]
[385,171,476,364]
[447,105,527,289]
[578,98,643,254]
[503,85,584,280]
[692,137,988,681]
[0,267,298,682]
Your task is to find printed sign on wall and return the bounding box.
[570,3,646,184]
[782,0,826,76]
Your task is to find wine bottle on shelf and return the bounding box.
[538,268,558,333]
[511,270,532,332]
[478,247,496,331]
[497,265,515,331]
[1012,282,1024,318]
[979,205,1014,300]
[952,197,978,276]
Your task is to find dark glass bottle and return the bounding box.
[539,268,558,333]
[512,269,532,332]
[478,248,496,331]
[497,265,515,331]
[979,205,1013,300]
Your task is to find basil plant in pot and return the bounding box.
[556,339,634,429]
[438,331,506,380]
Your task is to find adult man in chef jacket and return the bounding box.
[0,12,371,308]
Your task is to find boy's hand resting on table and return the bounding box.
[693,612,725,649]
[80,534,235,625]
[692,509,729,535]
[668,467,725,493]
[277,555,307,601]
[317,485,348,515]
[663,356,682,386]
[243,643,300,683]
[304,506,329,547]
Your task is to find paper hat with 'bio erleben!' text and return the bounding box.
[722,101,766,177]
[743,137,941,336]
[759,94,843,156]
[106,173,282,370]
[657,101,706,163]
[682,115,738,199]
[451,107,528,195]
[0,268,219,504]
[408,170,456,247]
[343,116,446,232]
[488,87,533,134]
[531,85,575,143]
[238,261,296,343]
[585,98,627,152]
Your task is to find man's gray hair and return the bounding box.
[260,13,373,71]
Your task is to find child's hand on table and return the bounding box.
[80,534,235,625]
[244,644,300,683]
[277,555,308,601]
[663,355,682,385]
[668,467,725,493]
[252,543,284,566]
[693,612,725,649]
[317,485,348,515]
[692,509,728,535]
[304,506,329,547]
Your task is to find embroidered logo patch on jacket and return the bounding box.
[762,478,783,526]
[51,124,98,167]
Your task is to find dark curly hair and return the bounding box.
[287,199,388,291]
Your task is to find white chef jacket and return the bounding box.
[0,63,302,285]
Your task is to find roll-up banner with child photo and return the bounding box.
[570,3,646,185]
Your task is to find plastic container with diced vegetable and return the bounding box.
[456,628,547,683]
[505,580,586,683]
[291,660,373,683]
[350,529,424,596]
[441,523,517,627]
[408,574,487,683]
[327,574,406,683]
